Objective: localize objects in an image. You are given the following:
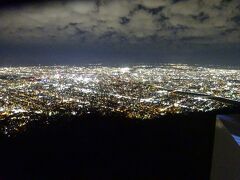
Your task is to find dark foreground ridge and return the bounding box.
[0,107,239,179]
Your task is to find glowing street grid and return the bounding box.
[0,64,239,136]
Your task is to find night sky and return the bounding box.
[0,0,239,66]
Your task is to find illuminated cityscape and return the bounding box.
[0,64,239,136]
[0,0,239,178]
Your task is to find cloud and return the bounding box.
[139,0,170,8]
[0,0,239,44]
[125,10,157,38]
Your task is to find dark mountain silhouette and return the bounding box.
[0,107,239,179]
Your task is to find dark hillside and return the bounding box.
[1,107,239,179]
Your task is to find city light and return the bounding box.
[0,64,239,136]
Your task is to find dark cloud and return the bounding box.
[119,17,130,25]
[221,28,238,35]
[171,0,189,4]
[231,15,240,25]
[0,0,239,44]
[135,4,165,15]
[0,0,239,66]
[192,12,209,23]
